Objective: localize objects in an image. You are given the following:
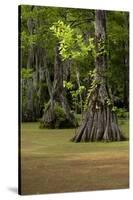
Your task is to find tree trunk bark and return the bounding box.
[71,10,125,142]
[41,45,77,128]
[123,42,129,110]
[76,69,83,118]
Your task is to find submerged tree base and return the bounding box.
[71,76,126,143]
[71,104,126,142]
[40,102,78,129]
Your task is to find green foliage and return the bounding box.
[21,68,33,79]
[63,81,73,90]
[21,31,37,49]
[50,20,95,60]
[63,81,85,97]
[20,5,129,123]
[78,85,85,93]
[112,106,128,119]
[112,106,117,112]
[70,86,85,98]
[88,69,96,78]
[63,80,85,112]
[106,97,113,106]
[54,105,66,122]
[84,69,101,110]
[115,108,128,118]
[96,38,107,57]
[107,11,129,104]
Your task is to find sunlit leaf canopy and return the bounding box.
[50,20,95,60]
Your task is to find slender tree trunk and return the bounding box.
[63,60,71,81]
[71,10,125,142]
[41,45,77,128]
[76,69,83,118]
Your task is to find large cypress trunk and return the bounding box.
[71,10,125,142]
[40,45,77,128]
